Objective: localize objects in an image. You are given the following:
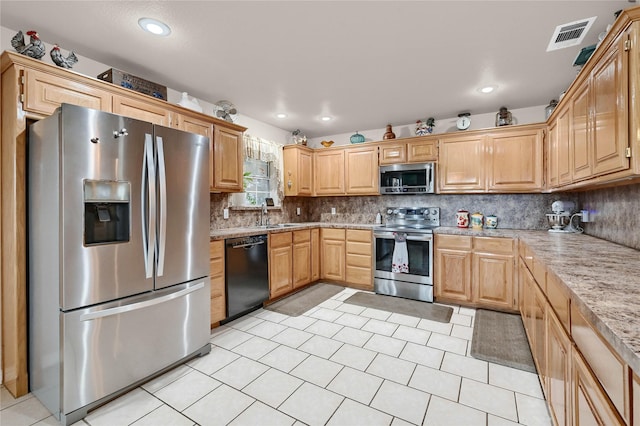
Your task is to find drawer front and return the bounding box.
[546,272,570,332]
[322,228,346,240]
[436,234,472,250]
[346,229,372,243]
[346,266,372,287]
[473,236,514,254]
[347,240,371,256]
[270,231,293,248]
[571,304,629,422]
[210,240,224,259]
[293,229,311,244]
[379,144,407,164]
[346,253,372,268]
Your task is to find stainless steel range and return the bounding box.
[373,207,440,302]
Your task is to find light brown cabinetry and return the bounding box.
[22,68,112,116]
[345,146,379,194]
[438,124,545,193]
[472,237,516,310]
[283,145,313,196]
[633,371,640,426]
[292,230,312,289]
[112,94,171,126]
[435,234,516,310]
[269,232,293,298]
[548,103,572,188]
[434,235,472,303]
[547,307,572,426]
[378,136,437,165]
[345,230,373,290]
[209,240,226,325]
[311,228,320,282]
[321,228,346,282]
[314,149,346,195]
[211,125,244,192]
[175,112,214,139]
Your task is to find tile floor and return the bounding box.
[1,286,552,426]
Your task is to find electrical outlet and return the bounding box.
[581,209,590,222]
[296,207,301,216]
[331,207,336,215]
[223,208,229,219]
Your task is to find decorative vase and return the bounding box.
[177,92,203,113]
[485,215,498,229]
[415,121,429,136]
[545,100,558,119]
[456,210,469,228]
[495,107,512,126]
[471,212,484,230]
[383,124,396,140]
[350,131,365,144]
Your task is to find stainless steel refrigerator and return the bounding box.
[28,104,211,425]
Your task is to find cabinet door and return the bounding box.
[23,68,112,116]
[407,138,437,162]
[176,113,214,139]
[438,135,486,192]
[591,32,630,177]
[311,228,320,282]
[292,230,311,289]
[321,229,346,281]
[572,348,624,426]
[269,232,293,298]
[556,106,573,185]
[532,281,547,384]
[315,150,345,195]
[345,146,379,194]
[284,146,313,196]
[112,95,170,126]
[547,309,572,426]
[472,252,514,310]
[209,240,226,325]
[379,143,406,165]
[633,371,640,426]
[346,229,373,288]
[435,249,472,303]
[487,127,544,192]
[212,125,243,192]
[571,81,592,182]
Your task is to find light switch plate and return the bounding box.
[331,207,336,215]
[296,207,301,215]
[223,208,229,219]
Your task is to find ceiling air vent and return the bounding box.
[546,16,597,52]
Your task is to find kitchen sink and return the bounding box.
[256,223,298,229]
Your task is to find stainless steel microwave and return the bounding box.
[379,163,435,194]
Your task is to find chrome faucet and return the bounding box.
[260,202,269,226]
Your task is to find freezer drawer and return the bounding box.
[31,280,211,424]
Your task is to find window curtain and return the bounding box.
[243,134,284,202]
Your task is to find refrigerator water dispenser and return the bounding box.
[83,180,130,245]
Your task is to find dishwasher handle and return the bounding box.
[232,240,265,249]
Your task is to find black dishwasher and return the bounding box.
[224,234,269,322]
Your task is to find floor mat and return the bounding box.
[343,292,453,323]
[264,283,345,316]
[470,309,536,373]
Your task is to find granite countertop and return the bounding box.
[211,223,640,373]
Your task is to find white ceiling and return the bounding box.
[0,1,634,137]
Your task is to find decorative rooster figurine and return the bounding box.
[11,30,46,59]
[50,44,78,69]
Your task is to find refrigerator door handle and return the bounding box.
[156,136,167,276]
[79,282,205,321]
[142,134,156,279]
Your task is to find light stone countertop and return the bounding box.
[211,223,640,374]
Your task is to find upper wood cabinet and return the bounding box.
[174,112,214,139]
[283,145,313,196]
[314,149,346,195]
[211,125,244,192]
[22,68,112,116]
[439,124,545,193]
[547,103,572,188]
[345,145,379,195]
[378,136,437,165]
[438,134,486,193]
[112,94,171,126]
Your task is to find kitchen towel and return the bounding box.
[391,232,409,273]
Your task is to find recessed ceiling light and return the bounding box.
[138,18,171,36]
[276,113,288,119]
[321,116,332,122]
[478,85,497,94]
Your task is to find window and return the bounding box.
[243,158,272,206]
[229,134,283,208]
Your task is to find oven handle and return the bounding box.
[373,231,433,242]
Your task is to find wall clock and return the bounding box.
[456,113,471,131]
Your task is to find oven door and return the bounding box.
[373,231,433,284]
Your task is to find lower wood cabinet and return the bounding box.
[209,240,226,325]
[435,234,516,311]
[546,307,572,426]
[321,228,346,281]
[293,230,312,289]
[269,232,294,299]
[633,371,640,426]
[311,229,320,282]
[345,230,373,290]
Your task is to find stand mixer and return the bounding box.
[546,200,584,233]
